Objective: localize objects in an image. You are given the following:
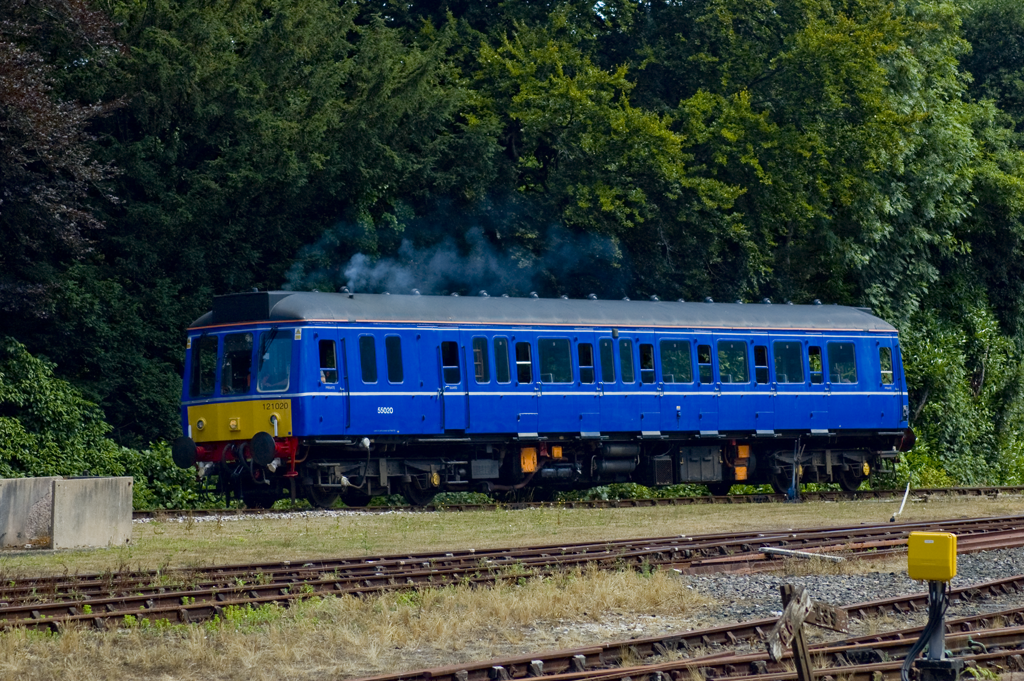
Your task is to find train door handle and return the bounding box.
[771,381,778,396]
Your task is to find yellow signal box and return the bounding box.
[907,532,957,582]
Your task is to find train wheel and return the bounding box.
[706,483,732,496]
[402,483,438,507]
[241,488,279,509]
[835,469,865,492]
[769,469,797,495]
[305,486,340,509]
[341,488,373,507]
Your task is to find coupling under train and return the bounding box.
[172,290,914,507]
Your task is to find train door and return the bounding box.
[656,334,698,434]
[575,333,601,436]
[825,337,870,431]
[312,328,347,435]
[467,334,499,434]
[601,335,640,433]
[770,335,808,431]
[536,335,576,434]
[694,334,719,434]
[893,340,910,427]
[871,336,900,430]
[437,330,469,431]
[511,335,539,436]
[714,334,753,433]
[804,335,829,434]
[634,332,662,434]
[748,334,775,434]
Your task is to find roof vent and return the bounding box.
[529,291,539,298]
[341,286,350,294]
[813,299,822,305]
[587,293,598,300]
[411,288,421,295]
[622,296,631,301]
[734,299,743,304]
[450,292,459,297]
[384,292,390,295]
[677,298,686,302]
[650,295,660,301]
[786,300,794,305]
[479,290,489,297]
[501,293,509,297]
[251,287,259,293]
[704,297,714,303]
[761,298,771,304]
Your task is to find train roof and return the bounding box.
[189,291,897,333]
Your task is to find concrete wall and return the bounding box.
[0,477,62,548]
[51,478,133,549]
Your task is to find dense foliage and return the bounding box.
[3,0,1024,497]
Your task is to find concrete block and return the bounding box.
[51,477,133,549]
[0,477,62,548]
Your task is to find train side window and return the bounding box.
[754,345,769,384]
[220,332,253,395]
[578,343,595,384]
[827,342,858,383]
[319,339,338,384]
[515,342,533,383]
[599,338,615,382]
[441,341,460,384]
[473,337,490,383]
[717,341,749,383]
[359,335,377,383]
[773,341,804,383]
[660,340,693,383]
[697,344,713,384]
[385,336,403,383]
[257,330,292,392]
[494,337,511,383]
[639,343,655,384]
[879,347,893,385]
[190,335,218,397]
[808,346,823,384]
[539,338,572,383]
[619,339,635,383]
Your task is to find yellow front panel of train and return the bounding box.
[188,400,293,442]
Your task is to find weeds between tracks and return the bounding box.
[0,568,713,681]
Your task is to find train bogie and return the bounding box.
[174,291,912,506]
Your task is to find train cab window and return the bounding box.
[515,342,533,383]
[660,340,693,383]
[578,343,595,384]
[385,336,403,383]
[441,341,460,384]
[879,347,893,385]
[599,338,615,382]
[257,330,293,392]
[190,335,218,397]
[473,337,490,383]
[697,344,713,384]
[639,343,655,384]
[494,337,511,383]
[319,340,338,384]
[359,335,377,383]
[619,339,635,383]
[539,338,572,383]
[827,342,858,383]
[773,342,804,383]
[717,341,749,383]
[220,333,253,395]
[754,345,769,384]
[808,346,823,384]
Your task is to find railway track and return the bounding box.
[132,485,1024,518]
[351,575,1024,681]
[4,514,1024,631]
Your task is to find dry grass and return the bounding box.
[3,494,1023,578]
[778,552,909,577]
[0,567,713,681]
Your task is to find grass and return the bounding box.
[0,567,713,681]
[3,494,1024,578]
[0,495,1022,679]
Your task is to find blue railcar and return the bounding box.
[173,291,913,506]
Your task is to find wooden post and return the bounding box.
[781,585,815,681]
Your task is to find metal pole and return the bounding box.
[927,580,945,660]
